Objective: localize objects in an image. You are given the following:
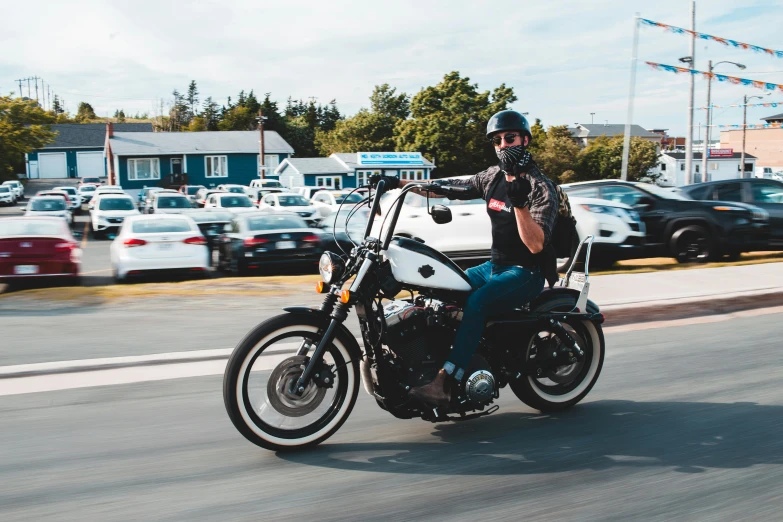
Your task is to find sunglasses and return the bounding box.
[488,133,520,146]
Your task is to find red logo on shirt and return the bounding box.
[488,198,512,213]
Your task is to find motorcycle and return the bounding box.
[223,178,605,451]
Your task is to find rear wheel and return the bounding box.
[223,314,360,451]
[671,225,713,263]
[510,296,605,412]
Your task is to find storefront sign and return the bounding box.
[708,148,733,157]
[357,152,424,166]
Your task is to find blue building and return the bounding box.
[105,126,294,192]
[275,152,435,189]
[25,123,152,179]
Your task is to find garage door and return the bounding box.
[77,152,105,178]
[38,152,68,179]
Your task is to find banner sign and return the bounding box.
[357,152,424,166]
[640,18,783,58]
[697,102,783,110]
[645,62,783,93]
[708,149,733,157]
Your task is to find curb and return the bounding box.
[3,290,782,378]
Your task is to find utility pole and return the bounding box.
[32,76,40,103]
[257,109,266,179]
[621,12,640,181]
[26,78,31,99]
[701,60,712,183]
[684,0,696,185]
[16,79,23,97]
[590,112,595,124]
[741,95,748,179]
[47,84,51,111]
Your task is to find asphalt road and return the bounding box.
[1,311,782,521]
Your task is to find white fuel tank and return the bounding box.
[384,237,472,292]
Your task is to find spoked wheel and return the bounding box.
[672,226,713,263]
[223,314,360,451]
[510,297,605,412]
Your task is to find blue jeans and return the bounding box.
[443,261,544,381]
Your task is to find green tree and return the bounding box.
[52,95,64,115]
[259,93,286,133]
[395,71,516,178]
[531,125,581,183]
[201,96,220,131]
[186,80,199,118]
[0,94,56,180]
[370,84,410,120]
[75,102,97,122]
[571,135,659,183]
[281,115,318,157]
[185,116,207,132]
[217,104,256,130]
[117,109,126,123]
[315,110,397,155]
[527,118,547,156]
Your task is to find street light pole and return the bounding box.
[685,0,696,186]
[590,112,595,124]
[702,60,745,182]
[741,93,768,179]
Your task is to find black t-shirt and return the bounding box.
[486,175,536,267]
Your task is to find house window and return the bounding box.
[709,162,719,171]
[316,176,341,189]
[660,163,666,171]
[260,154,280,174]
[680,163,685,171]
[400,170,423,181]
[127,158,160,181]
[356,170,380,187]
[695,165,700,173]
[205,156,228,178]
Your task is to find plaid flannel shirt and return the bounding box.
[444,161,559,246]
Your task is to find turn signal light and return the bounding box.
[315,281,328,293]
[340,290,351,304]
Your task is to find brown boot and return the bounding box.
[409,369,451,407]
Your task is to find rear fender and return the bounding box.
[282,306,363,359]
[529,287,601,317]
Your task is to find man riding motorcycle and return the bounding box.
[378,110,560,407]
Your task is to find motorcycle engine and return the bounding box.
[381,299,496,405]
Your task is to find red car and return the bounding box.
[0,217,81,283]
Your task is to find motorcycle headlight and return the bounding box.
[319,251,345,284]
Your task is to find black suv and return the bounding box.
[678,178,783,250]
[562,180,769,262]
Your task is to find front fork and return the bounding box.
[293,256,375,395]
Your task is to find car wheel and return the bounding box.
[670,225,713,263]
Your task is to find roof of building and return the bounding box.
[277,157,351,175]
[331,152,435,169]
[761,113,783,122]
[44,123,152,149]
[662,152,756,160]
[109,130,294,155]
[569,124,662,139]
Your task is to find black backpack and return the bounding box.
[550,185,578,259]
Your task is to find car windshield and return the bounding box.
[187,186,204,195]
[31,199,66,211]
[278,195,309,206]
[334,193,364,204]
[131,219,192,233]
[188,211,233,223]
[99,198,135,211]
[637,183,688,200]
[83,178,100,183]
[79,185,96,192]
[0,220,66,236]
[158,196,191,208]
[246,214,307,230]
[226,187,245,194]
[0,187,9,193]
[221,195,253,207]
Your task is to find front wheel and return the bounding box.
[510,297,605,412]
[223,313,360,451]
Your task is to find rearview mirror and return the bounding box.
[430,204,452,224]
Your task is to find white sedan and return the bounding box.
[25,196,73,224]
[258,192,321,226]
[310,190,367,218]
[110,214,209,282]
[204,192,258,214]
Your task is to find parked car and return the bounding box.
[138,187,166,212]
[249,179,285,189]
[258,192,321,226]
[78,184,98,204]
[24,196,73,225]
[2,180,24,201]
[319,206,371,254]
[216,211,323,275]
[90,194,140,238]
[110,214,209,282]
[204,192,258,214]
[78,177,103,187]
[186,210,234,265]
[194,188,228,208]
[147,192,193,214]
[36,190,72,210]
[561,180,769,262]
[291,186,324,200]
[216,184,248,194]
[54,186,82,215]
[245,187,284,205]
[310,190,367,218]
[178,184,206,202]
[89,186,126,209]
[0,186,15,206]
[678,178,783,250]
[0,217,81,283]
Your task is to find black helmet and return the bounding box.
[486,110,532,142]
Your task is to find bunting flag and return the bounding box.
[640,18,783,58]
[645,62,783,93]
[696,102,783,110]
[716,122,782,129]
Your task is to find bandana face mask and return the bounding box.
[496,144,531,175]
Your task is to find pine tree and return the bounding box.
[201,96,220,131]
[186,81,199,118]
[52,95,64,115]
[117,110,126,123]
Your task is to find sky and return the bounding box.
[2,0,782,138]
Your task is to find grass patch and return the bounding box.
[594,251,783,276]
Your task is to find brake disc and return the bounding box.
[534,332,584,384]
[267,356,327,417]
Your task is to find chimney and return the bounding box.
[107,120,114,137]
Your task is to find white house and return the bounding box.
[657,151,757,186]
